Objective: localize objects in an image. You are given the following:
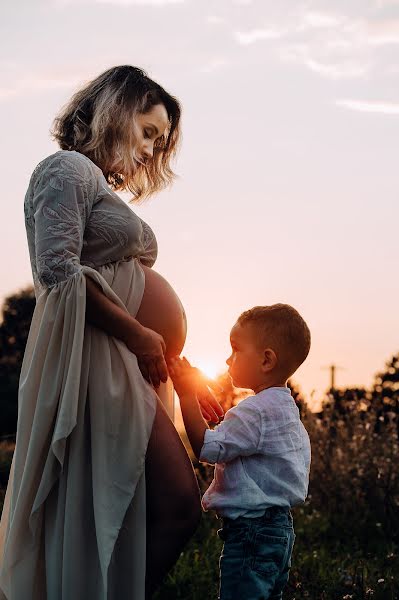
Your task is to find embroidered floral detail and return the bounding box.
[25,152,97,287]
[24,198,34,231]
[36,249,82,286]
[140,219,155,249]
[86,210,130,247]
[137,218,158,266]
[34,152,96,210]
[42,202,82,245]
[24,150,159,289]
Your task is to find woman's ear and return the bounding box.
[261,348,278,372]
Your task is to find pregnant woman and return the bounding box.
[0,65,221,600]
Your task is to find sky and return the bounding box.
[1,0,399,408]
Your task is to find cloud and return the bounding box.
[55,0,184,4]
[366,19,399,45]
[231,7,399,80]
[200,58,230,74]
[280,41,371,80]
[0,75,79,101]
[206,15,226,25]
[305,59,370,79]
[335,99,399,114]
[300,11,343,30]
[373,0,399,7]
[234,28,285,45]
[96,0,184,4]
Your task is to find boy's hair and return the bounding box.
[237,304,311,377]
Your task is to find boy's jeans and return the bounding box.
[217,506,295,600]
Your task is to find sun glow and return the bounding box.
[196,360,223,381]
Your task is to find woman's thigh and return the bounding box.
[145,397,200,518]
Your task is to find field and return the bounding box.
[153,489,399,600]
[1,394,399,600]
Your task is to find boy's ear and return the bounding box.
[261,348,278,372]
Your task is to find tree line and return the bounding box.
[0,285,398,438]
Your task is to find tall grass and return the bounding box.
[1,397,398,599]
[155,397,399,599]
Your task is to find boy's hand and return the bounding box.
[168,356,225,423]
[167,356,197,397]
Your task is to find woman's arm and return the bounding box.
[85,276,141,346]
[85,276,168,388]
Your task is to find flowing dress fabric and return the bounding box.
[0,151,159,599]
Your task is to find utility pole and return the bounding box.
[322,364,344,391]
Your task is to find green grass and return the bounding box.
[155,506,399,600]
[1,490,398,599]
[2,442,398,599]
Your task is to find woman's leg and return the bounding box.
[145,397,202,599]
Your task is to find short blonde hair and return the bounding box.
[51,65,181,202]
[237,304,311,377]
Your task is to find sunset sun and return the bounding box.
[196,360,222,381]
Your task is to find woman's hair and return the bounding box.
[50,65,181,202]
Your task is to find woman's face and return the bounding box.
[136,103,169,163]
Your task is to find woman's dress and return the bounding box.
[0,150,163,599]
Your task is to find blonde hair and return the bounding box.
[50,65,181,202]
[237,304,311,377]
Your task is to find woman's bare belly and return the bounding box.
[135,264,187,359]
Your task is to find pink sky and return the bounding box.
[1,0,399,408]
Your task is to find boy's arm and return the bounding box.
[168,357,210,460]
[168,357,262,465]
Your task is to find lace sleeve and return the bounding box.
[31,152,99,288]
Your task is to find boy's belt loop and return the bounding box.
[261,506,290,521]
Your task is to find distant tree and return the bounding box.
[287,379,307,417]
[316,352,399,438]
[372,353,399,435]
[0,286,35,436]
[373,353,399,398]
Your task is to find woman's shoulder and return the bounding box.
[30,150,102,187]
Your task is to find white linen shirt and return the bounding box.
[199,386,311,519]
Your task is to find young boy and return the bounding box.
[168,303,311,600]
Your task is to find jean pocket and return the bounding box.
[251,531,288,576]
[218,524,248,544]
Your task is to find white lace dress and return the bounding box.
[0,150,160,599]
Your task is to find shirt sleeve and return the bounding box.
[31,152,98,288]
[199,399,262,465]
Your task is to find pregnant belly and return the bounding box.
[135,264,187,358]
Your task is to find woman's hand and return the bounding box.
[126,322,168,388]
[168,356,224,423]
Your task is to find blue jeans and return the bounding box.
[217,507,295,600]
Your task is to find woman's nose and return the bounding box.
[142,142,154,160]
[226,356,231,366]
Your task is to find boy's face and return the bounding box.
[225,322,264,390]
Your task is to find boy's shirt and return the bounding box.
[199,386,311,519]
